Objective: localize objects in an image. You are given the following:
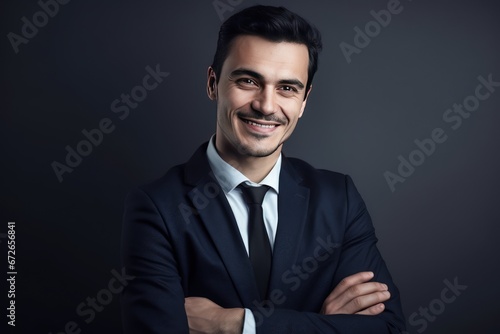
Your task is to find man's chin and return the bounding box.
[235,141,282,158]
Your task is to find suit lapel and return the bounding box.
[184,143,261,306]
[183,144,311,303]
[269,157,310,293]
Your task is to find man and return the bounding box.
[121,5,405,333]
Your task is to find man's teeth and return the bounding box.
[245,120,276,128]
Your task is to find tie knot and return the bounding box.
[240,183,269,205]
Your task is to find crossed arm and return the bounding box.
[185,271,391,333]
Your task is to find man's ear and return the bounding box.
[207,67,217,100]
[299,84,313,117]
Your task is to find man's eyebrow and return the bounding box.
[230,68,305,90]
[230,68,264,81]
[277,79,305,90]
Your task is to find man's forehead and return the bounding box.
[223,35,309,79]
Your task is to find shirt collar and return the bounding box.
[206,135,281,194]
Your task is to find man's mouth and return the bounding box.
[240,117,281,130]
[243,119,277,129]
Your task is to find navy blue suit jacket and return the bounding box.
[121,143,406,333]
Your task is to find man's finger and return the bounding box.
[322,285,390,315]
[356,303,386,316]
[323,273,386,311]
[326,271,375,300]
[344,290,391,314]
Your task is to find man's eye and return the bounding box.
[239,78,256,85]
[281,86,297,92]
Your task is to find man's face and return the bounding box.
[209,35,310,160]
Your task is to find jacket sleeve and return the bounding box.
[252,175,406,333]
[121,187,189,334]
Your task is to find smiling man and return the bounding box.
[121,5,405,334]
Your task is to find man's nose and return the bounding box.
[251,87,277,115]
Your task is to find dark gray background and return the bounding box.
[1,0,499,333]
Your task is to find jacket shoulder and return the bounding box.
[134,163,188,200]
[286,156,348,186]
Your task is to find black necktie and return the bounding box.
[240,183,272,300]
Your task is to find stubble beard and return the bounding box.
[233,134,283,158]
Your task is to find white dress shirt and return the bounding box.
[206,135,281,334]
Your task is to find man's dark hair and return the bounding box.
[211,5,323,96]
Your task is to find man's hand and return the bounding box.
[185,297,244,334]
[321,271,390,316]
